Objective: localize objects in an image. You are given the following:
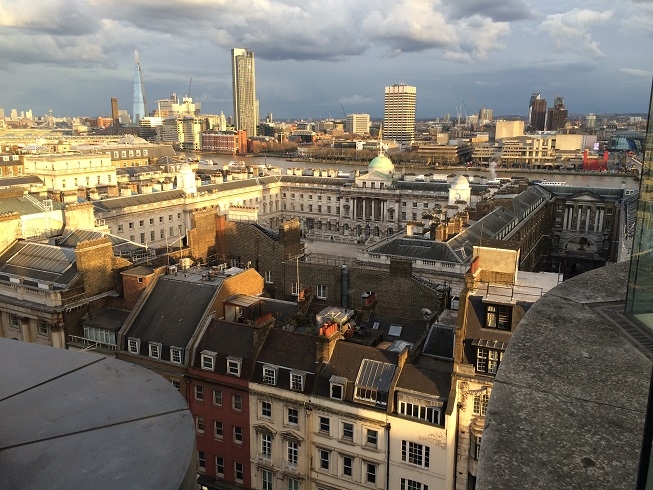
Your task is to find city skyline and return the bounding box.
[0,0,651,120]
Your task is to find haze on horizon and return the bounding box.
[0,0,651,120]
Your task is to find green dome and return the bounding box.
[368,154,394,173]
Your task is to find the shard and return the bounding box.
[132,50,147,125]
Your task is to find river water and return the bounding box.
[181,152,640,190]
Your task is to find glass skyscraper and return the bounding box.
[231,48,258,138]
[132,50,147,125]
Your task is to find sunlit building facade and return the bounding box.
[384,84,416,147]
[232,48,258,138]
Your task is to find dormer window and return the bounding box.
[149,342,161,359]
[485,304,512,330]
[263,365,278,385]
[127,338,140,354]
[329,375,347,400]
[170,347,183,364]
[290,371,305,391]
[354,359,396,408]
[201,350,216,371]
[227,356,242,377]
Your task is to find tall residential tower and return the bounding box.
[528,93,547,131]
[383,84,416,147]
[231,48,258,138]
[132,50,147,125]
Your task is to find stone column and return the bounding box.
[576,206,582,231]
[563,206,569,230]
[585,207,591,232]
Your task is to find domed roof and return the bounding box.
[450,174,470,189]
[368,153,394,173]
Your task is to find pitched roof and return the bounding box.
[257,328,318,373]
[316,341,399,399]
[367,237,463,263]
[194,319,260,378]
[83,307,130,332]
[395,357,452,399]
[126,276,217,348]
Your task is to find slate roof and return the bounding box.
[315,342,399,400]
[508,185,551,217]
[447,206,518,260]
[57,229,148,256]
[367,237,463,263]
[256,328,318,373]
[0,241,77,287]
[393,180,487,194]
[116,165,165,177]
[253,328,320,393]
[395,357,452,399]
[0,176,43,187]
[279,175,353,186]
[194,319,259,379]
[542,185,625,200]
[83,308,130,332]
[126,276,217,348]
[92,189,186,211]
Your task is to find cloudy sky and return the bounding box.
[0,0,651,120]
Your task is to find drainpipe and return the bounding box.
[385,422,391,490]
[341,264,349,308]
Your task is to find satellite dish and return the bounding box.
[421,308,432,318]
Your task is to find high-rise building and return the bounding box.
[585,113,596,130]
[132,50,147,125]
[345,113,370,134]
[111,97,120,128]
[528,93,540,125]
[384,84,416,147]
[546,96,568,131]
[531,99,547,131]
[232,48,258,138]
[528,93,547,131]
[478,106,493,124]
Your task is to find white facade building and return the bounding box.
[346,114,371,135]
[384,84,416,147]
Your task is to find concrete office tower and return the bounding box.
[528,93,547,131]
[478,106,493,124]
[345,113,371,134]
[384,84,416,147]
[232,48,258,137]
[585,113,596,130]
[132,50,148,125]
[111,97,120,127]
[547,96,568,131]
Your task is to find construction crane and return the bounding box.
[455,106,463,126]
[340,100,347,119]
